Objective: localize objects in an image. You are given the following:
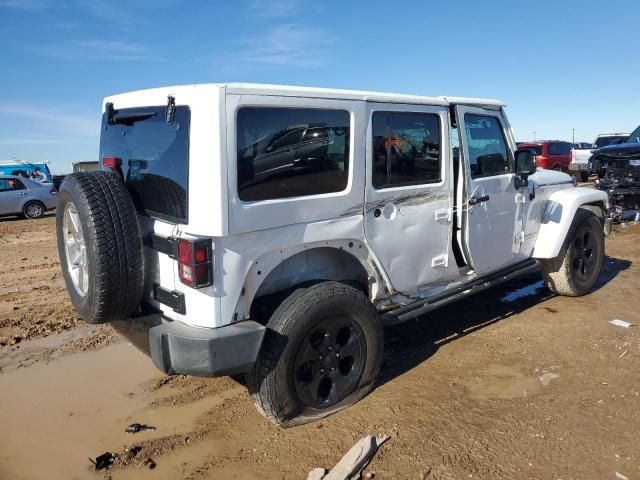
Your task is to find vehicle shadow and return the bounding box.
[0,212,56,222]
[377,255,631,387]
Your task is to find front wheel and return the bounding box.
[540,209,604,296]
[247,282,383,427]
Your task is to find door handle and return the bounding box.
[468,195,490,205]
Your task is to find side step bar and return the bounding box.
[384,259,539,325]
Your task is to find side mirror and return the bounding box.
[514,149,536,188]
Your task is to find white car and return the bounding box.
[570,133,629,181]
[0,175,57,218]
[56,83,610,426]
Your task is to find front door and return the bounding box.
[457,106,521,274]
[364,103,452,293]
[0,178,26,215]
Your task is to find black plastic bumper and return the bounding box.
[113,315,265,377]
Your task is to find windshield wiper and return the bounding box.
[112,111,156,125]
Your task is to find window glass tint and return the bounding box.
[547,142,572,155]
[99,106,190,223]
[237,107,350,201]
[0,178,24,191]
[529,145,543,155]
[594,135,628,148]
[627,126,640,144]
[464,114,511,177]
[372,112,441,188]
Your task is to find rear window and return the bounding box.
[547,142,573,155]
[236,107,350,201]
[99,105,190,223]
[521,145,542,155]
[594,135,628,148]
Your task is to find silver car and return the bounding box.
[0,175,57,219]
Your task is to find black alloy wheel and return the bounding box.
[293,315,366,408]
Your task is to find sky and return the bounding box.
[0,0,638,174]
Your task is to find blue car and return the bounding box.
[0,161,53,183]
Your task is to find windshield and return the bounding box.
[594,135,628,148]
[627,126,640,144]
[99,105,190,223]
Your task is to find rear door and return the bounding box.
[364,103,452,292]
[457,106,521,274]
[99,104,191,316]
[547,141,573,169]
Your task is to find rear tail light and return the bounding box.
[177,238,212,288]
[102,156,121,168]
[49,186,58,195]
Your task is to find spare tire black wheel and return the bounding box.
[247,281,383,427]
[56,172,144,323]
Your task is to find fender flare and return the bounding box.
[234,240,392,321]
[532,187,608,259]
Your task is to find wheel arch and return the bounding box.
[21,198,46,215]
[236,242,390,324]
[532,187,608,259]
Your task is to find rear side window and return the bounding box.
[237,107,350,201]
[529,146,543,155]
[99,106,190,223]
[464,114,511,177]
[0,178,25,191]
[372,111,441,188]
[547,142,573,155]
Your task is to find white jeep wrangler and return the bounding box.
[57,83,609,426]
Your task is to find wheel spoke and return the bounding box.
[338,330,363,359]
[77,264,85,292]
[324,380,338,406]
[333,371,354,395]
[296,369,325,406]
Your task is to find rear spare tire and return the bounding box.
[56,171,144,323]
[540,208,604,296]
[247,281,383,427]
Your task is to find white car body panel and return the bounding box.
[100,83,608,330]
[532,187,608,258]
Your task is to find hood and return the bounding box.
[528,168,573,187]
[592,143,640,160]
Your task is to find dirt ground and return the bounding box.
[0,213,639,480]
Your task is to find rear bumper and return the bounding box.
[113,314,265,377]
[569,163,589,171]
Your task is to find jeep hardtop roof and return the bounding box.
[104,83,505,109]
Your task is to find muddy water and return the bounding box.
[0,342,161,479]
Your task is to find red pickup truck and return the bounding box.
[518,141,574,171]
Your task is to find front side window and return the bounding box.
[372,111,441,188]
[237,107,350,201]
[464,114,511,178]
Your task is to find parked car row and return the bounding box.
[516,140,576,173]
[569,133,629,181]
